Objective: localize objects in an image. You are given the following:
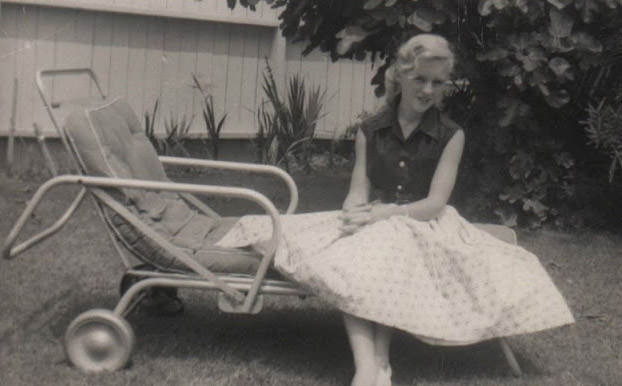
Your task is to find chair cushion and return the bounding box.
[64,97,168,182]
[62,98,272,274]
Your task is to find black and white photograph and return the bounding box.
[0,1,620,385]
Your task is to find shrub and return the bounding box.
[223,0,622,227]
[192,73,227,159]
[162,113,194,157]
[255,60,326,172]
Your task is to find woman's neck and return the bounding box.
[397,101,425,138]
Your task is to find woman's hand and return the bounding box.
[339,202,398,235]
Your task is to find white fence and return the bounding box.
[0,1,381,139]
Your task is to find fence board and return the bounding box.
[193,21,215,137]
[126,15,148,120]
[3,0,280,27]
[15,5,38,132]
[177,20,198,124]
[91,11,113,99]
[143,16,165,135]
[0,5,18,137]
[107,14,130,100]
[33,6,58,131]
[160,17,182,130]
[240,25,260,133]
[225,26,244,130]
[0,3,377,139]
[211,23,230,133]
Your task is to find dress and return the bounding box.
[216,105,574,345]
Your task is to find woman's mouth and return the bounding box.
[416,96,432,105]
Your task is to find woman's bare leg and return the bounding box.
[374,325,393,386]
[344,314,378,386]
[374,324,392,367]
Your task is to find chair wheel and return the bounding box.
[64,309,135,372]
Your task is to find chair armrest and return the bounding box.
[4,175,283,264]
[158,156,298,214]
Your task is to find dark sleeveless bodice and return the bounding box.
[360,105,461,204]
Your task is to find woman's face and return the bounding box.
[398,58,451,114]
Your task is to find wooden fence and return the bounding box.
[0,1,381,139]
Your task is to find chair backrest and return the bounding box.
[61,97,219,271]
[63,97,168,182]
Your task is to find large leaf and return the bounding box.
[547,0,573,9]
[548,57,574,80]
[476,47,509,61]
[517,47,547,72]
[522,199,549,219]
[548,8,573,38]
[493,208,518,227]
[543,86,571,108]
[499,184,527,203]
[509,151,535,179]
[364,0,384,10]
[477,0,510,16]
[575,0,601,23]
[603,0,622,7]
[335,26,369,55]
[570,31,603,53]
[498,61,521,77]
[406,7,447,32]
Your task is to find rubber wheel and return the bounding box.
[64,309,135,372]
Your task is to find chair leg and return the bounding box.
[499,338,522,377]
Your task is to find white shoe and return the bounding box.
[376,365,392,386]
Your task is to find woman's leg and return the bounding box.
[344,314,378,386]
[373,325,393,386]
[374,324,392,368]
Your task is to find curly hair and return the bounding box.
[384,34,455,106]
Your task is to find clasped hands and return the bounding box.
[339,201,398,235]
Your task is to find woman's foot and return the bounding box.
[350,364,379,386]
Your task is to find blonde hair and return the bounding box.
[384,34,454,106]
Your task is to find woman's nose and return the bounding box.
[422,81,434,94]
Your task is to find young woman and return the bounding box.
[218,34,574,386]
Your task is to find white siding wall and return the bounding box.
[0,2,381,139]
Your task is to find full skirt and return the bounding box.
[216,206,574,345]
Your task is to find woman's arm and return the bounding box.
[370,129,465,222]
[342,129,370,209]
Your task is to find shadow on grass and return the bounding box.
[45,290,540,383]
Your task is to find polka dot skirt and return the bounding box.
[216,206,574,345]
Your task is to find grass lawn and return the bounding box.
[1,168,621,386]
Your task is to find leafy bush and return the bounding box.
[255,61,326,172]
[192,73,227,159]
[583,100,622,182]
[162,113,194,156]
[225,0,622,228]
[144,98,163,153]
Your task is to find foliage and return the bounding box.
[226,0,622,227]
[192,73,227,159]
[144,98,163,153]
[582,100,622,182]
[255,60,326,172]
[162,113,194,156]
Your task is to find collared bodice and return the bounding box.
[360,105,462,204]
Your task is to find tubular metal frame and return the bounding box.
[4,67,303,314]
